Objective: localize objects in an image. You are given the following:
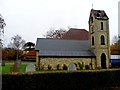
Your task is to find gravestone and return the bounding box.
[10,63,19,72]
[26,64,36,72]
[10,60,21,72]
[16,60,21,69]
[68,63,77,70]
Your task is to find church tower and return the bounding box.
[89,9,110,69]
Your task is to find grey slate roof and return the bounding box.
[90,9,109,20]
[35,38,95,57]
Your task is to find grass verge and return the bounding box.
[1,62,34,73]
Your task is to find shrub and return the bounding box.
[63,64,68,70]
[89,63,92,68]
[48,64,52,70]
[85,65,90,70]
[96,67,101,70]
[40,64,44,70]
[78,62,84,70]
[2,70,120,89]
[56,64,60,70]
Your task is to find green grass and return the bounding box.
[1,64,12,73]
[19,64,28,72]
[0,61,34,73]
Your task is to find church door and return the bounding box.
[101,53,106,69]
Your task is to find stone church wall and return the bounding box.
[38,57,96,70]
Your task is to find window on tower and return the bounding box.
[92,36,94,45]
[101,35,105,45]
[101,22,103,30]
[91,26,94,34]
[91,17,93,23]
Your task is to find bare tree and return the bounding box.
[44,28,67,38]
[112,35,118,44]
[0,14,6,46]
[8,35,25,60]
[0,14,6,66]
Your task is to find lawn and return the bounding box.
[19,63,28,72]
[1,64,12,73]
[0,61,34,73]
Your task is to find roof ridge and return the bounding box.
[70,28,87,30]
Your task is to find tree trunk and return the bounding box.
[16,49,18,60]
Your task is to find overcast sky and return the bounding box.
[0,0,119,46]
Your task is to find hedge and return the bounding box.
[2,70,120,90]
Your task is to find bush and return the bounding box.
[56,64,60,70]
[2,70,120,90]
[78,62,84,70]
[96,67,102,70]
[40,64,44,70]
[85,65,90,70]
[63,64,68,70]
[48,64,52,70]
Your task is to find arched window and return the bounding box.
[101,22,103,30]
[92,36,94,45]
[91,17,93,23]
[101,35,105,45]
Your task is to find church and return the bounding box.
[35,9,110,70]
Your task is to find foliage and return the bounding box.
[0,14,6,31]
[24,42,35,50]
[85,65,90,70]
[8,35,25,60]
[110,44,118,54]
[39,64,44,70]
[8,35,25,50]
[63,64,68,70]
[96,67,102,70]
[78,62,84,70]
[56,64,60,70]
[2,70,120,89]
[2,48,16,60]
[111,36,120,54]
[48,64,52,70]
[44,28,67,38]
[2,48,23,60]
[116,40,120,54]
